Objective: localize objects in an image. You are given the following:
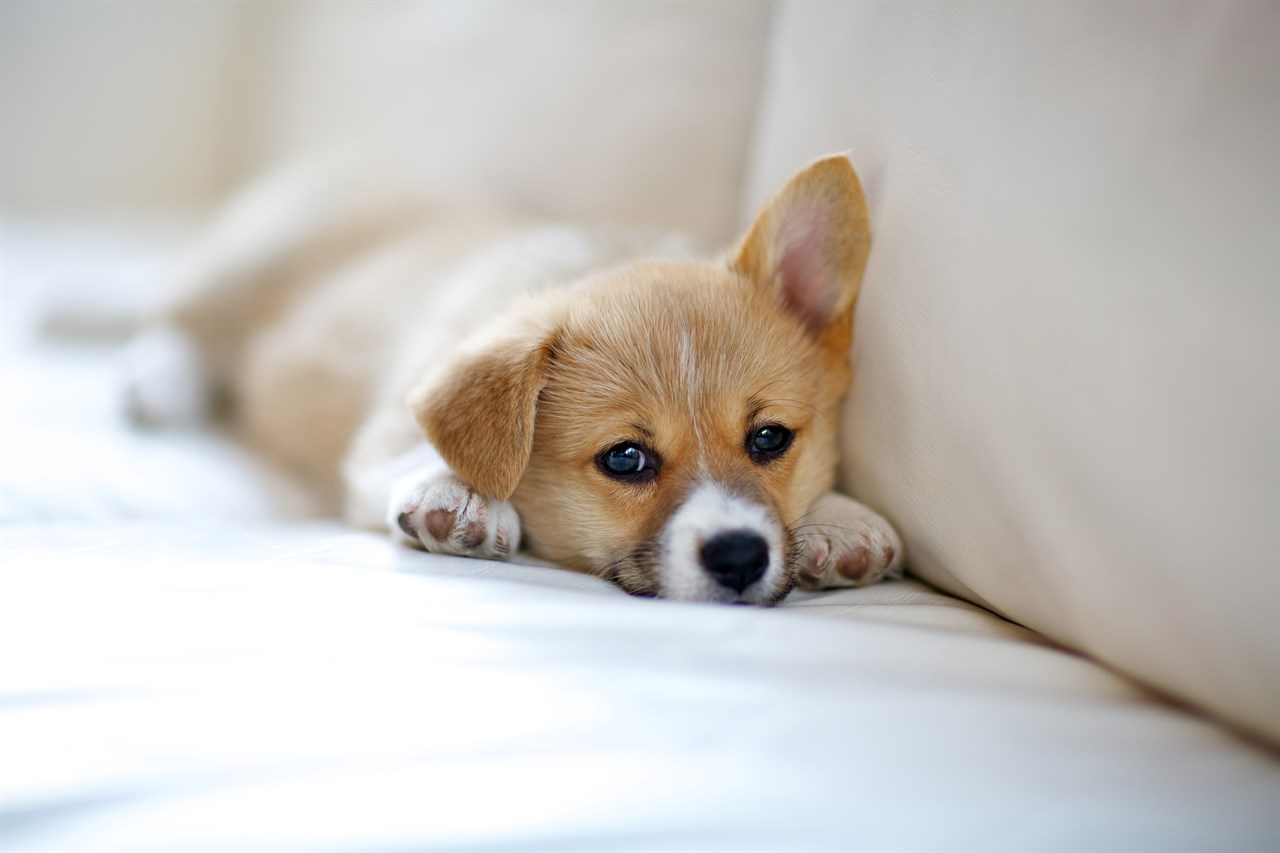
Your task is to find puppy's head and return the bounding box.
[413,155,870,604]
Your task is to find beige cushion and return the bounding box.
[743,1,1280,745]
[250,1,770,245]
[1,2,768,244]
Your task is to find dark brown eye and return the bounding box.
[598,443,659,482]
[747,424,793,461]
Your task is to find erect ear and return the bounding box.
[407,323,553,502]
[731,154,871,338]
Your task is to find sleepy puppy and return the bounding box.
[127,154,903,605]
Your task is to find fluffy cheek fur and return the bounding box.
[512,398,844,603]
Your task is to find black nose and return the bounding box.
[699,530,769,593]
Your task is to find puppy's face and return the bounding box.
[414,155,871,604]
[513,266,848,603]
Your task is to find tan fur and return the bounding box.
[411,311,556,502]
[137,155,901,603]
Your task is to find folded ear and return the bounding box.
[408,326,553,501]
[731,154,871,338]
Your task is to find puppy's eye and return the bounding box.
[747,424,793,461]
[598,443,658,482]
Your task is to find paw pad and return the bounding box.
[836,546,870,581]
[424,508,455,542]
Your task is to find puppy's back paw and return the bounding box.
[120,326,213,427]
[390,471,520,560]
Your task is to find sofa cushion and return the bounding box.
[250,1,770,246]
[742,2,1280,746]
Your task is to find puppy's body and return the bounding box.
[130,156,903,604]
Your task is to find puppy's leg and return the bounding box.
[793,492,904,589]
[344,405,521,560]
[125,158,422,426]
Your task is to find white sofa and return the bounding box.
[2,3,1276,850]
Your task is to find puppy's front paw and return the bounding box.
[793,493,904,590]
[389,472,520,560]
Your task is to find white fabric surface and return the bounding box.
[2,224,1278,851]
[0,222,316,524]
[4,523,1278,852]
[744,1,1280,747]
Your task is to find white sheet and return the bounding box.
[0,220,315,525]
[3,523,1278,851]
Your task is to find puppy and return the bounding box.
[127,154,903,605]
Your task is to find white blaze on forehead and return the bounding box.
[658,482,788,603]
[678,325,699,393]
[677,325,708,474]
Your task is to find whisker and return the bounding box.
[593,543,664,598]
[788,506,824,527]
[753,397,832,426]
[593,553,630,580]
[788,522,865,536]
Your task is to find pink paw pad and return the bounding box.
[424,508,455,542]
[836,546,870,581]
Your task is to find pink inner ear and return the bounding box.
[774,201,837,331]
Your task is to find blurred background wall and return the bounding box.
[0,0,256,214]
[0,0,771,244]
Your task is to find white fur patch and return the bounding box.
[658,482,787,604]
[345,442,449,530]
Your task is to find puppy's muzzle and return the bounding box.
[658,483,788,603]
[699,530,769,593]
